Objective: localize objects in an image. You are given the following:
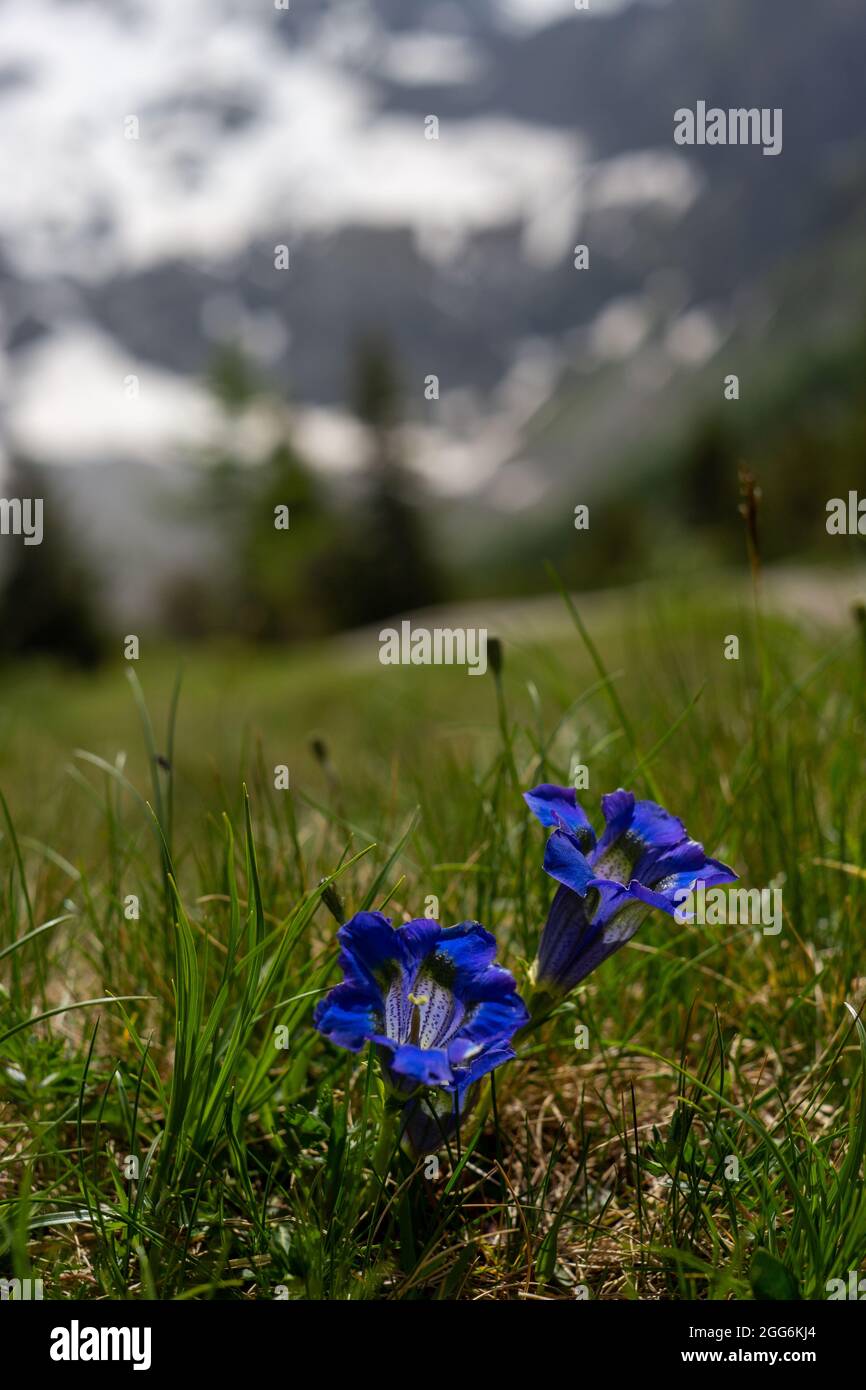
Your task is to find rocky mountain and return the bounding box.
[1,0,864,612]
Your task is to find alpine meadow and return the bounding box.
[3,564,866,1302]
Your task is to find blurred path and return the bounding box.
[337,565,866,655]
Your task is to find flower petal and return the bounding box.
[396,917,448,966]
[431,920,498,980]
[447,990,529,1066]
[524,784,597,851]
[389,1043,454,1088]
[593,791,689,882]
[534,883,596,991]
[409,970,465,1049]
[535,883,649,994]
[628,855,737,916]
[338,911,446,977]
[597,788,635,845]
[458,1039,519,1089]
[542,827,598,896]
[335,911,411,992]
[312,981,381,1052]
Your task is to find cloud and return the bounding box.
[0,0,586,276]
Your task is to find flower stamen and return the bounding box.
[407,992,429,1046]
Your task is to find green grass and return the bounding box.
[2,576,866,1300]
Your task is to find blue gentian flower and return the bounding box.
[314,911,529,1096]
[525,784,737,998]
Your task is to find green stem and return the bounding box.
[363,1098,405,1208]
[371,1105,400,1179]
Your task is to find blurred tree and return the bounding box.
[0,458,104,668]
[170,341,345,641]
[237,440,336,641]
[681,416,739,531]
[315,334,444,629]
[206,341,260,416]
